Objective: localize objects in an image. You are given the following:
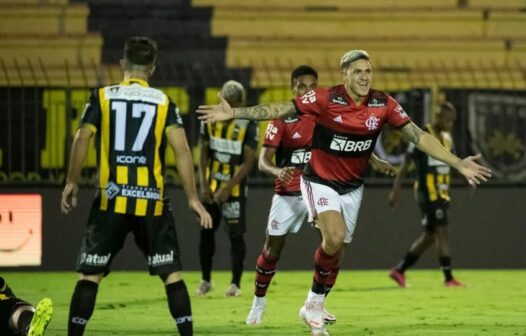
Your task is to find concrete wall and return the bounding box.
[1,186,525,271]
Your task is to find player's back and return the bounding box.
[82,78,183,217]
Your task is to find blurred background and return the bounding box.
[0,0,524,271]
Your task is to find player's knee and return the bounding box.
[161,272,183,285]
[323,233,345,254]
[266,236,286,259]
[79,273,104,284]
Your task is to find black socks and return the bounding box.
[68,280,99,336]
[166,281,193,336]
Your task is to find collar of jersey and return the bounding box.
[120,78,150,87]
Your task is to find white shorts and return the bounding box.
[300,176,364,243]
[266,194,308,236]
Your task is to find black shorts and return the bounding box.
[76,199,182,276]
[204,197,246,236]
[0,298,31,336]
[419,200,449,232]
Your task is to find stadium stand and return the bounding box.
[0,1,109,87]
[194,0,526,89]
[0,0,251,88]
[86,0,251,87]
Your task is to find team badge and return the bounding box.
[468,93,526,181]
[365,115,379,130]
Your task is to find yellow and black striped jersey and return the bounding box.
[81,78,183,216]
[408,124,454,203]
[200,119,258,198]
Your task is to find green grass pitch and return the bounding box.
[4,270,526,335]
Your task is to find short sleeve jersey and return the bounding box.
[293,85,411,194]
[263,115,316,195]
[407,124,454,204]
[200,119,258,198]
[81,78,183,216]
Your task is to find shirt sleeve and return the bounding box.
[244,121,259,150]
[263,119,285,148]
[292,88,329,118]
[165,100,184,130]
[386,95,411,128]
[80,89,101,132]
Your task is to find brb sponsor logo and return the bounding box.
[148,251,174,267]
[291,149,311,164]
[80,253,111,266]
[330,135,372,153]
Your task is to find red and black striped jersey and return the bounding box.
[293,85,411,194]
[81,78,184,216]
[263,115,315,195]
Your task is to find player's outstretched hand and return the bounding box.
[189,198,213,229]
[457,154,492,186]
[277,166,296,183]
[61,182,79,214]
[197,93,234,124]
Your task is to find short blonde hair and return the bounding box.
[340,50,370,69]
[221,80,246,107]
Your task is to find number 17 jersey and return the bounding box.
[81,78,184,217]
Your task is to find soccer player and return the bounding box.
[61,36,212,336]
[197,49,491,335]
[0,276,53,336]
[195,80,258,297]
[245,65,396,326]
[388,102,465,287]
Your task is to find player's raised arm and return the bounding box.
[197,93,296,123]
[398,121,492,185]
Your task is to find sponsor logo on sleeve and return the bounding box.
[265,123,279,140]
[395,103,408,118]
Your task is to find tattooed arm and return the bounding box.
[233,102,296,120]
[399,121,491,185]
[399,121,461,168]
[197,94,297,123]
